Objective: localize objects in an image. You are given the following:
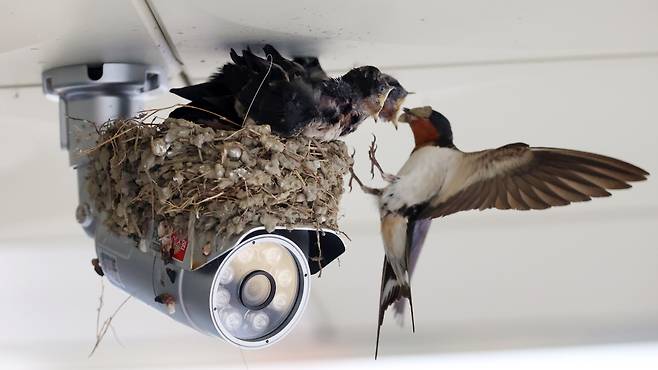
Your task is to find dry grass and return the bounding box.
[87,117,352,260]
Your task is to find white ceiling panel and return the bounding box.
[1,1,657,368]
[152,0,658,79]
[0,1,173,87]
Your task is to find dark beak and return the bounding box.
[398,108,413,124]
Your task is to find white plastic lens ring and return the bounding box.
[209,234,310,349]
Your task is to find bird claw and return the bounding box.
[348,149,358,193]
[368,134,399,183]
[349,148,382,195]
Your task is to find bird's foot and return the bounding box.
[349,149,382,195]
[369,134,399,183]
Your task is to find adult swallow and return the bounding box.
[360,106,649,358]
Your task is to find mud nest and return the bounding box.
[87,118,352,250]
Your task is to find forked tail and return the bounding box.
[375,257,415,359]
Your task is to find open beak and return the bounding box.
[368,87,394,122]
[389,99,406,129]
[398,108,412,124]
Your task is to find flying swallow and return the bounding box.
[355,106,649,358]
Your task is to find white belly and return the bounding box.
[380,146,461,213]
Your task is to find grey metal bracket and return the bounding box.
[43,63,165,166]
[42,63,166,235]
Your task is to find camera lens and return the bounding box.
[239,271,275,310]
[210,235,310,348]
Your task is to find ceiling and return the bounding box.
[2,0,658,87]
[1,1,657,369]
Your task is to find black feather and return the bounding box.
[169,46,395,140]
[293,56,329,83]
[263,44,306,79]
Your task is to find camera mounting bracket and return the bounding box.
[42,63,166,236]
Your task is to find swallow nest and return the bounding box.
[87,118,351,246]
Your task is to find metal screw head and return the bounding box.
[75,203,93,227]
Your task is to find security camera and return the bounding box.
[96,223,343,347]
[43,63,346,349]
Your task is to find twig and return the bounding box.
[89,281,132,357]
[242,54,273,127]
[139,104,240,128]
[314,228,323,277]
[194,192,225,206]
[66,115,101,134]
[338,229,352,242]
[109,323,126,348]
[95,278,104,337]
[239,348,250,370]
[83,125,140,155]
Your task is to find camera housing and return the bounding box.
[43,63,346,349]
[96,222,344,348]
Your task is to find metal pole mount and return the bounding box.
[42,63,166,235]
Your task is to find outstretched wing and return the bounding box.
[419,143,649,219]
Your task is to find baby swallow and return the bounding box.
[292,56,408,127]
[377,74,409,127]
[169,45,394,141]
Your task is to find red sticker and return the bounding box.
[171,233,189,262]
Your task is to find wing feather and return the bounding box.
[515,177,551,209]
[495,176,512,210]
[506,176,530,210]
[420,145,648,219]
[481,176,499,210]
